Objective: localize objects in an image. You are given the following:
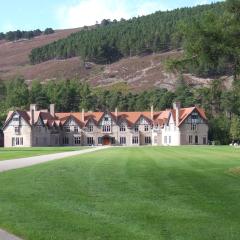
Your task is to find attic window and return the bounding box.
[13,117,19,122]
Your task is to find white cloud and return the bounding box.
[55,0,165,29]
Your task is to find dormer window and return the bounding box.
[120,124,126,132]
[88,125,93,132]
[74,126,79,133]
[134,125,139,132]
[64,126,70,133]
[144,125,149,132]
[15,127,20,134]
[13,117,19,122]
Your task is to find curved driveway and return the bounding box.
[0,146,109,173]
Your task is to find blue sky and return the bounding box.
[1,0,222,32]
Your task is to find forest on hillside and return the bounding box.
[0,28,54,41]
[29,3,224,65]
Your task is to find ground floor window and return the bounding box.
[168,136,171,144]
[195,135,198,144]
[132,136,139,144]
[98,137,102,144]
[87,137,94,145]
[111,137,116,144]
[74,136,81,145]
[189,135,193,144]
[154,136,158,144]
[12,137,23,146]
[63,136,69,145]
[145,136,151,144]
[120,137,126,145]
[203,137,207,145]
[164,136,167,144]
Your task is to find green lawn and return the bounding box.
[0,146,240,240]
[0,147,87,160]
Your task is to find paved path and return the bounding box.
[0,229,23,240]
[0,146,109,173]
[0,146,110,239]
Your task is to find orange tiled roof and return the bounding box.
[4,106,207,129]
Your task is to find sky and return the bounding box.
[0,0,222,32]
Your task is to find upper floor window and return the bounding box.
[14,127,20,134]
[74,126,79,133]
[120,124,126,132]
[88,125,93,132]
[64,126,70,133]
[191,124,197,131]
[144,125,149,132]
[134,125,139,132]
[103,125,111,133]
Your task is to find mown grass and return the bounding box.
[0,147,87,160]
[0,146,240,240]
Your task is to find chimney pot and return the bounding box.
[82,109,85,122]
[50,104,55,117]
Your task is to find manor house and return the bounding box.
[2,103,208,147]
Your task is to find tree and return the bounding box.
[230,115,240,142]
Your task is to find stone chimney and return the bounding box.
[151,105,154,121]
[82,109,85,122]
[115,107,118,118]
[50,104,55,117]
[173,102,181,126]
[30,104,37,125]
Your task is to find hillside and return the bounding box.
[0,47,219,91]
[0,2,232,92]
[0,28,80,80]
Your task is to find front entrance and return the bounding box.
[103,136,111,145]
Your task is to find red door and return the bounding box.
[103,137,111,145]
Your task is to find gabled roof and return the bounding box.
[3,105,207,130]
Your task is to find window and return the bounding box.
[189,135,193,144]
[98,137,102,144]
[88,125,93,132]
[104,117,109,121]
[74,137,81,145]
[102,125,111,133]
[191,124,197,131]
[144,125,149,132]
[15,127,20,134]
[111,138,116,144]
[132,136,139,144]
[64,126,70,133]
[74,126,79,133]
[63,136,69,145]
[87,137,94,145]
[14,137,23,146]
[154,136,158,144]
[134,125,139,132]
[195,136,198,144]
[13,117,19,122]
[120,137,126,145]
[169,136,171,144]
[203,137,207,145]
[164,136,167,144]
[12,137,15,146]
[120,124,126,132]
[145,136,151,144]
